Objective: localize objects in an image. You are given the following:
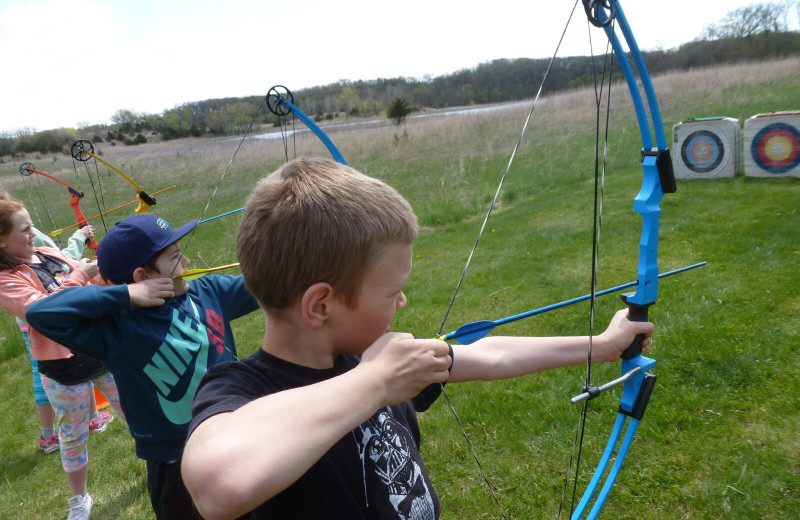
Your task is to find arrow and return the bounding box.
[48,185,177,237]
[199,207,245,225]
[173,263,240,281]
[441,262,706,344]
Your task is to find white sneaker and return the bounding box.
[67,493,93,520]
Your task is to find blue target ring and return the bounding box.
[750,122,800,174]
[680,130,724,173]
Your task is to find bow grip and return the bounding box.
[620,292,651,359]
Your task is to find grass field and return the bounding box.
[0,56,798,519]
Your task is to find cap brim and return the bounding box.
[157,219,199,250]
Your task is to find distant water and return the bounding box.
[250,100,529,140]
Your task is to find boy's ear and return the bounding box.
[300,282,334,328]
[131,267,149,283]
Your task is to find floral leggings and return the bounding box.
[41,372,126,473]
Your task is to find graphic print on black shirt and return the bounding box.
[28,253,71,293]
[353,408,435,520]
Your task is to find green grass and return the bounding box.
[0,58,798,518]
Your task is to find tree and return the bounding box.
[703,1,794,39]
[386,98,412,125]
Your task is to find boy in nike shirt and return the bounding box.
[181,158,654,520]
[26,214,259,520]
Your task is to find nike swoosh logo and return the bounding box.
[158,297,209,425]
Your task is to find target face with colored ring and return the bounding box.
[673,119,739,178]
[750,122,800,174]
[680,130,725,173]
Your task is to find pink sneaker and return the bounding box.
[38,432,59,454]
[89,411,114,433]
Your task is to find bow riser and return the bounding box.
[572,1,676,517]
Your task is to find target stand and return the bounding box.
[672,117,740,179]
[744,111,800,178]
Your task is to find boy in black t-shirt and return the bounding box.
[182,158,654,520]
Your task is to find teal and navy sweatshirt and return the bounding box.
[26,275,259,461]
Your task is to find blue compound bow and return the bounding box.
[193,85,348,227]
[565,2,677,518]
[432,1,678,518]
[266,85,348,165]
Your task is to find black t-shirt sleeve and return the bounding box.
[188,361,261,438]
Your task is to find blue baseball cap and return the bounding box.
[98,214,198,284]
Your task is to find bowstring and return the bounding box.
[171,95,268,273]
[162,93,271,361]
[434,2,580,518]
[277,109,297,163]
[23,174,65,249]
[21,177,47,231]
[71,157,110,234]
[560,13,616,518]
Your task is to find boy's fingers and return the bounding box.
[432,369,451,383]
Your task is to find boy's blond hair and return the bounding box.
[237,157,417,312]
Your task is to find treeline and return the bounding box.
[2,29,799,159]
[300,30,800,110]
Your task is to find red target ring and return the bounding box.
[751,123,800,174]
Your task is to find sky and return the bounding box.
[0,0,795,134]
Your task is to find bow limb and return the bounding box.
[570,2,676,518]
[266,85,348,165]
[70,140,158,214]
[19,163,99,255]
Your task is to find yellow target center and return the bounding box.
[764,136,792,161]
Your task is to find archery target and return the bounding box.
[672,117,740,179]
[744,112,800,178]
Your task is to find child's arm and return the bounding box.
[182,333,451,520]
[32,226,90,260]
[62,227,93,260]
[24,283,131,358]
[448,308,653,383]
[0,259,96,322]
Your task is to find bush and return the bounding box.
[386,98,413,125]
[135,133,147,144]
